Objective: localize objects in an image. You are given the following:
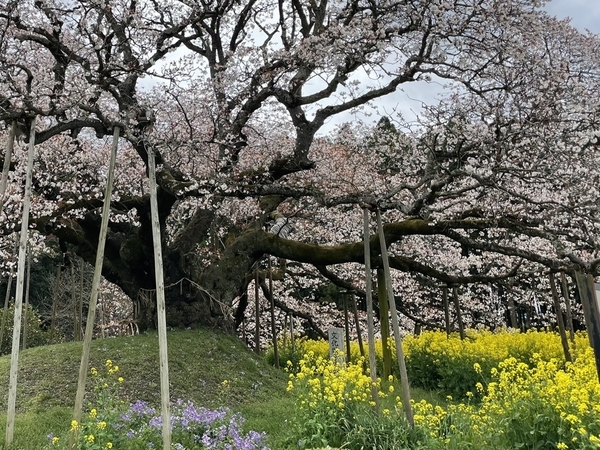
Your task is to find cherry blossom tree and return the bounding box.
[0,0,599,334]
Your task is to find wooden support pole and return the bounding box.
[377,269,392,379]
[78,257,85,340]
[363,208,379,412]
[73,127,121,437]
[268,257,279,368]
[575,271,595,348]
[0,239,18,352]
[147,144,172,450]
[351,295,365,358]
[0,121,16,215]
[549,273,571,362]
[507,296,519,329]
[6,116,36,446]
[50,266,61,344]
[254,269,260,354]
[22,247,32,350]
[452,287,465,340]
[560,272,575,343]
[71,264,77,341]
[343,294,352,364]
[376,210,414,427]
[443,286,450,337]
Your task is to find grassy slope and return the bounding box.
[0,328,292,449]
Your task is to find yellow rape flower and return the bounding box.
[97,421,107,430]
[106,443,113,449]
[89,408,97,418]
[52,437,59,445]
[70,420,79,431]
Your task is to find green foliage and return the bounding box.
[0,304,56,355]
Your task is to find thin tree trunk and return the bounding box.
[73,127,123,440]
[363,209,379,412]
[0,121,16,215]
[550,273,571,362]
[6,116,36,446]
[147,143,172,450]
[376,210,414,428]
[575,271,600,382]
[452,287,466,340]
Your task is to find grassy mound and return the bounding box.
[0,328,291,449]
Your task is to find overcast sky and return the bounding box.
[321,0,600,133]
[545,0,600,33]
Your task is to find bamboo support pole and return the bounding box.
[147,144,172,450]
[376,210,414,427]
[363,209,379,412]
[0,121,16,215]
[6,116,36,446]
[72,127,121,439]
[22,247,31,350]
[0,239,18,351]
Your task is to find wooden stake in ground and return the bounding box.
[549,273,571,362]
[268,257,279,368]
[574,271,600,382]
[376,209,414,427]
[147,143,172,450]
[6,116,36,447]
[72,127,121,435]
[363,208,379,412]
[0,121,17,215]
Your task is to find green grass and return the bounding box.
[0,328,291,450]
